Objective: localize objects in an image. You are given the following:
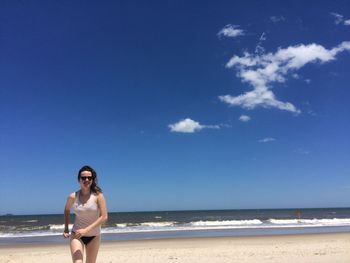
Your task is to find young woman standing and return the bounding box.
[63,166,108,263]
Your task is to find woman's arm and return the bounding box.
[74,193,108,238]
[63,192,75,238]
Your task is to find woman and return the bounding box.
[63,165,108,263]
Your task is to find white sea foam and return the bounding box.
[269,219,300,225]
[22,220,39,223]
[191,220,263,226]
[140,222,176,227]
[2,218,350,238]
[49,224,73,230]
[269,218,350,226]
[115,223,140,228]
[0,231,62,238]
[21,226,48,231]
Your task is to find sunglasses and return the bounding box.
[80,176,93,181]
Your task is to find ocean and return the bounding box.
[1,208,350,245]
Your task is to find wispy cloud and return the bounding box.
[255,32,267,55]
[168,118,219,133]
[331,12,344,24]
[330,12,350,26]
[219,41,350,114]
[270,16,286,23]
[295,148,310,155]
[239,115,251,122]
[302,102,317,116]
[218,24,244,38]
[258,137,276,143]
[307,109,316,116]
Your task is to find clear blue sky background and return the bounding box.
[1,0,350,215]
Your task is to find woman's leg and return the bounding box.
[85,235,101,263]
[70,236,84,263]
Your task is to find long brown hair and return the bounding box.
[78,165,103,194]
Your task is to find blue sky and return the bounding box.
[1,1,350,215]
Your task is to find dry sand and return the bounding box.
[1,233,350,263]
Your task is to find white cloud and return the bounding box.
[331,12,344,24]
[239,115,251,122]
[218,24,244,38]
[219,41,350,113]
[258,138,276,143]
[169,118,203,133]
[330,12,350,26]
[168,118,219,133]
[219,87,300,113]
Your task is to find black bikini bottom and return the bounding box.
[80,236,96,245]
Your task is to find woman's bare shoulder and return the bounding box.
[95,192,105,200]
[68,192,77,200]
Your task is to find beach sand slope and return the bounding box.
[1,233,349,263]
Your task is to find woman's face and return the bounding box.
[79,170,93,189]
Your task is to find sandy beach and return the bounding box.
[1,233,350,263]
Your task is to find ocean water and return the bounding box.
[1,208,350,245]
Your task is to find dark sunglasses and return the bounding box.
[80,176,93,181]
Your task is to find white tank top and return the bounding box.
[72,191,100,236]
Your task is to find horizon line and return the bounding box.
[2,206,350,217]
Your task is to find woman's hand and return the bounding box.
[74,228,88,238]
[63,231,70,238]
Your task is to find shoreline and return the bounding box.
[2,225,350,246]
[1,233,350,262]
[1,231,350,247]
